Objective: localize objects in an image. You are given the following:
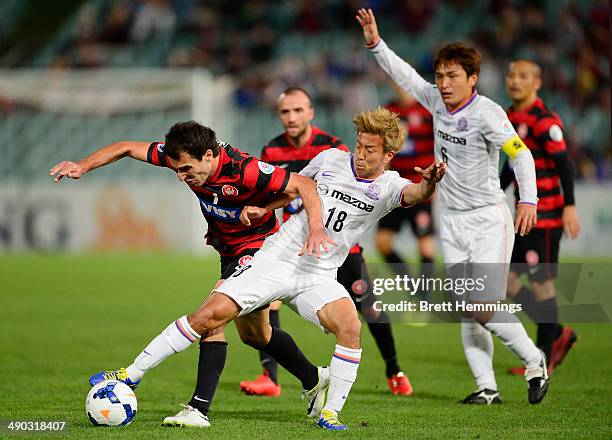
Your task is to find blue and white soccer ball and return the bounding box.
[85,380,138,427]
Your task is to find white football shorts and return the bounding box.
[439,202,515,301]
[215,249,351,329]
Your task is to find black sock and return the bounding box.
[367,311,400,378]
[513,287,540,322]
[258,310,280,384]
[188,341,228,416]
[260,327,318,390]
[418,256,435,300]
[384,250,411,277]
[535,297,559,361]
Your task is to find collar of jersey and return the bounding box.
[206,143,227,184]
[447,90,478,115]
[511,97,543,114]
[350,154,380,183]
[284,125,319,149]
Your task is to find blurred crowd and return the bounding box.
[21,0,612,179]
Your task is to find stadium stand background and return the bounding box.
[0,0,609,182]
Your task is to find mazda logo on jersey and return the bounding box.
[317,183,330,195]
[330,189,374,212]
[436,130,466,145]
[198,198,241,222]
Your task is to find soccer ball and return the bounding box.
[85,380,138,426]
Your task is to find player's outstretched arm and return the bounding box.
[402,161,446,205]
[49,141,150,182]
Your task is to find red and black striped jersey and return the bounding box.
[261,126,362,254]
[147,141,290,256]
[261,125,349,173]
[507,98,568,229]
[385,101,435,184]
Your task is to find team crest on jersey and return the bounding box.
[258,161,275,174]
[317,183,330,195]
[518,123,528,139]
[365,183,381,201]
[221,185,238,197]
[351,279,368,296]
[157,143,165,152]
[237,255,253,267]
[457,117,468,131]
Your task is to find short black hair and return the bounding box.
[280,86,312,105]
[164,121,219,160]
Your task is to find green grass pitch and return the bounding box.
[1,254,610,439]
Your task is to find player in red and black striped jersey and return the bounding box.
[376,85,436,296]
[147,139,287,260]
[50,121,335,424]
[240,87,413,397]
[501,60,581,375]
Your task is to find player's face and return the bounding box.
[170,151,215,186]
[277,92,314,139]
[353,132,394,179]
[435,62,478,109]
[506,61,541,102]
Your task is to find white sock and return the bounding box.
[126,316,200,381]
[323,345,362,413]
[484,311,541,369]
[461,318,497,391]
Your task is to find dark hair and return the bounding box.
[164,121,219,160]
[433,43,481,77]
[280,86,312,104]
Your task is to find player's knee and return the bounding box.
[238,326,269,349]
[470,309,494,325]
[531,280,556,302]
[187,310,219,335]
[506,272,522,297]
[360,304,381,321]
[336,318,361,348]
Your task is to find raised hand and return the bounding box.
[355,8,380,47]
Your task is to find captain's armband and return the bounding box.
[501,135,528,160]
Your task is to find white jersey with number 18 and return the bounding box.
[261,148,412,271]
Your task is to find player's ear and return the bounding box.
[384,150,396,163]
[468,74,478,88]
[534,77,542,92]
[307,105,315,122]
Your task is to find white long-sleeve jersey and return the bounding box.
[369,39,537,211]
